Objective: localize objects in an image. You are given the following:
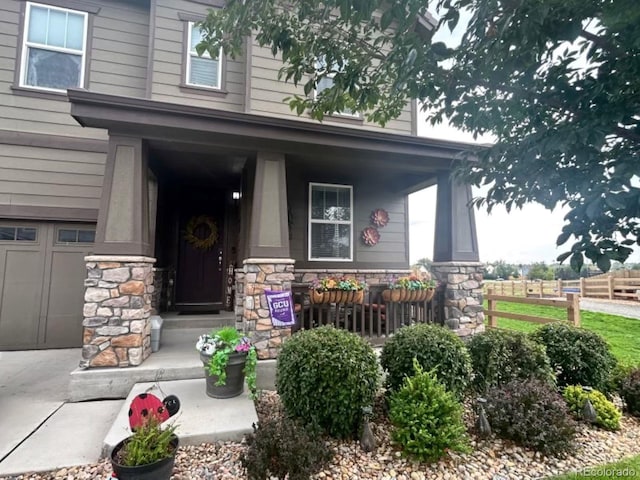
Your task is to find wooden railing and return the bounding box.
[485,288,580,328]
[484,277,640,301]
[291,284,439,344]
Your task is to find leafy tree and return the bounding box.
[489,260,519,280]
[198,0,640,271]
[412,257,433,271]
[527,262,554,281]
[553,264,582,280]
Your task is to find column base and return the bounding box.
[242,258,295,359]
[432,262,485,337]
[81,255,156,368]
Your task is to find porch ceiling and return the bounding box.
[149,141,246,188]
[68,89,481,193]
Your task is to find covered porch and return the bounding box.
[68,89,482,368]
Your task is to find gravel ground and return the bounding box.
[3,391,640,480]
[580,298,640,320]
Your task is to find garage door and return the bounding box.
[0,222,95,350]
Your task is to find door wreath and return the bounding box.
[184,215,218,250]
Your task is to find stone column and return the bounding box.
[81,256,155,368]
[432,262,484,336]
[431,172,483,336]
[242,258,295,359]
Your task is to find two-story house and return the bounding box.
[0,0,483,366]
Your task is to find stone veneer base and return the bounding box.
[81,255,156,368]
[242,258,296,360]
[431,261,485,336]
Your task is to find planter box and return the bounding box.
[310,289,364,304]
[382,288,435,303]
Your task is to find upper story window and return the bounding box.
[20,2,88,92]
[186,22,222,89]
[315,57,359,118]
[308,183,353,261]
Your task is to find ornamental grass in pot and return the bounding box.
[196,326,257,399]
[110,416,178,480]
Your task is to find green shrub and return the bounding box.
[241,416,332,480]
[467,329,554,392]
[276,326,380,438]
[389,360,469,462]
[620,367,640,417]
[563,385,621,431]
[606,362,635,395]
[530,323,616,391]
[485,379,577,455]
[380,324,472,397]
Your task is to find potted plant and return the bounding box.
[196,326,258,399]
[310,276,367,304]
[110,416,178,480]
[383,274,436,302]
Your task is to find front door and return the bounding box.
[175,192,225,312]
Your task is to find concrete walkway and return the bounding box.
[580,298,640,319]
[0,334,263,478]
[0,349,123,477]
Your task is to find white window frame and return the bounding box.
[186,21,222,90]
[19,2,88,93]
[308,182,354,262]
[314,58,361,118]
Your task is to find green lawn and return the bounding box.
[484,301,640,364]
[547,454,640,479]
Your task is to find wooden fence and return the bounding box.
[485,288,581,328]
[484,277,640,301]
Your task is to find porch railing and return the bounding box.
[291,284,440,345]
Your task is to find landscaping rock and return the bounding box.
[3,391,640,480]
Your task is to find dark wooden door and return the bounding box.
[175,195,225,311]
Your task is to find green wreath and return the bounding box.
[184,215,218,250]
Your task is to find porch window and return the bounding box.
[308,183,353,261]
[186,22,222,89]
[20,2,88,92]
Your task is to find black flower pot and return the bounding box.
[200,351,247,398]
[110,435,178,480]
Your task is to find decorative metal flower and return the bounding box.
[361,226,380,246]
[370,208,389,228]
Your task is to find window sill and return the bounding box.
[11,85,69,101]
[179,84,228,97]
[312,113,364,126]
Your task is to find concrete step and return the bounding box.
[69,329,205,402]
[102,379,258,458]
[162,312,236,330]
[68,327,278,402]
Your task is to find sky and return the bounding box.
[407,7,639,267]
[408,121,640,266]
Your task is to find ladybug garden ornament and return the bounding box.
[108,392,181,480]
[128,392,180,430]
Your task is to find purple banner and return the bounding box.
[265,290,296,327]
